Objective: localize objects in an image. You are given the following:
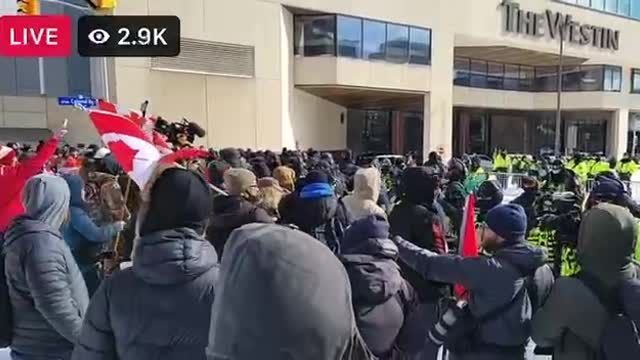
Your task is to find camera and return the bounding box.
[154,116,206,148]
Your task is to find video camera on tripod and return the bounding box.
[154,116,206,148]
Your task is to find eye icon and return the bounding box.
[88,29,110,44]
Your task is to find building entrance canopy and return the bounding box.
[454,45,588,67]
[297,85,424,111]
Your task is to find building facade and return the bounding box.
[2,0,640,160]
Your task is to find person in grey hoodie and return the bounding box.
[72,168,219,360]
[206,223,374,360]
[3,174,89,360]
[531,203,639,360]
[394,204,549,360]
[342,167,386,221]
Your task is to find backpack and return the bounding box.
[0,234,13,347]
[310,198,351,255]
[576,272,640,360]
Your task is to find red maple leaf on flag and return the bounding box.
[107,140,139,173]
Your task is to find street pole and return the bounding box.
[554,32,565,157]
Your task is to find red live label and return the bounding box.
[0,15,72,57]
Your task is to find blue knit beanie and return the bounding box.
[485,204,527,242]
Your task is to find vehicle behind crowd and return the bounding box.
[1,139,640,360]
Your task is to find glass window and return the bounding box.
[632,69,640,93]
[503,64,519,90]
[454,57,470,86]
[487,62,504,89]
[633,0,640,17]
[336,16,362,58]
[469,59,487,88]
[604,66,622,91]
[592,0,606,10]
[409,27,430,65]
[577,0,591,6]
[619,0,631,15]
[562,66,582,91]
[605,0,618,12]
[294,16,335,57]
[386,24,409,63]
[363,20,386,60]
[520,66,534,91]
[580,66,605,91]
[535,66,558,92]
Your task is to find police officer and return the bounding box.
[617,153,638,181]
[542,159,583,198]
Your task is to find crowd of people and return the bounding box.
[0,128,639,360]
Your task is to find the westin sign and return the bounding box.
[501,1,620,50]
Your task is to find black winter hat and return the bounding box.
[140,168,212,236]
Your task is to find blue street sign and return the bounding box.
[57,95,97,108]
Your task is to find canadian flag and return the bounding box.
[89,110,161,188]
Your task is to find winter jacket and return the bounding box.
[342,168,386,221]
[395,237,548,360]
[389,167,448,302]
[511,189,539,234]
[206,223,374,360]
[72,228,219,360]
[3,175,88,359]
[0,136,59,232]
[531,203,639,360]
[340,216,422,359]
[206,195,274,259]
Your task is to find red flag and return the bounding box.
[89,110,161,188]
[97,99,122,114]
[455,193,479,298]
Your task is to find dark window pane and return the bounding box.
[454,57,470,86]
[337,16,362,58]
[294,16,335,57]
[409,27,430,65]
[633,70,640,92]
[619,0,631,15]
[605,0,618,12]
[520,66,534,91]
[503,64,519,90]
[579,66,604,91]
[470,60,487,88]
[487,62,503,89]
[386,24,409,63]
[363,20,386,60]
[562,66,582,91]
[535,66,557,92]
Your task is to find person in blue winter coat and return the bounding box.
[72,167,219,360]
[3,174,89,360]
[62,174,125,296]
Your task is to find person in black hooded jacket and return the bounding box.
[388,166,448,360]
[279,170,351,254]
[341,215,423,359]
[72,167,219,360]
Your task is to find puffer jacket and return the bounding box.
[4,216,89,359]
[532,203,639,360]
[206,195,274,259]
[72,228,219,360]
[342,167,386,221]
[396,238,549,360]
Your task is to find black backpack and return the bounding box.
[0,234,13,347]
[577,272,640,360]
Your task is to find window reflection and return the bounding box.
[363,20,386,60]
[604,66,622,91]
[454,57,470,86]
[294,16,335,57]
[337,16,362,58]
[409,28,430,65]
[386,24,409,63]
[562,66,582,92]
[592,0,605,10]
[633,0,640,17]
[520,66,534,91]
[606,0,618,12]
[580,66,604,91]
[536,67,558,92]
[619,0,631,14]
[470,60,487,88]
[632,69,640,93]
